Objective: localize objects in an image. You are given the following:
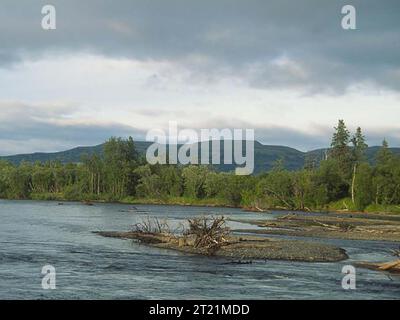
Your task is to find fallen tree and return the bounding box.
[356,259,400,274]
[356,246,400,273]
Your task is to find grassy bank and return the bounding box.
[26,193,234,207]
[4,193,400,215]
[326,197,400,214]
[120,196,234,207]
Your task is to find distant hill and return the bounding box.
[1,141,400,174]
[306,146,400,167]
[0,142,150,165]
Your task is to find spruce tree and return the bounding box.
[329,119,352,177]
[350,127,368,204]
[374,139,394,204]
[376,138,392,165]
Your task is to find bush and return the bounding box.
[328,198,357,211]
[63,185,84,200]
[30,193,62,201]
[364,204,400,214]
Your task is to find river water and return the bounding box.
[0,200,399,299]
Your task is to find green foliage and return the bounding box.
[103,136,140,199]
[351,127,368,163]
[63,184,85,201]
[350,127,368,206]
[5,163,32,199]
[315,159,348,202]
[182,166,211,199]
[327,198,357,211]
[292,169,314,210]
[354,163,373,210]
[255,166,294,209]
[364,203,400,214]
[373,140,400,205]
[1,123,400,213]
[329,119,352,176]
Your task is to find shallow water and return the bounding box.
[0,200,399,299]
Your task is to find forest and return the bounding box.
[0,120,399,213]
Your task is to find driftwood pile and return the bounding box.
[130,216,231,255]
[185,216,230,254]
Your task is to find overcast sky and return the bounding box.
[0,0,399,155]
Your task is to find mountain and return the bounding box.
[0,142,150,165]
[1,141,400,174]
[306,146,400,166]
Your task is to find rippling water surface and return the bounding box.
[0,200,399,299]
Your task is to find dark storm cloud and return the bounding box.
[1,0,399,92]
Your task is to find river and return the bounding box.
[0,200,399,299]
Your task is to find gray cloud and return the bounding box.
[0,100,398,155]
[186,116,400,151]
[1,1,400,154]
[254,125,400,151]
[0,101,146,155]
[1,0,399,92]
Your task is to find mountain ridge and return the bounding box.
[1,141,399,174]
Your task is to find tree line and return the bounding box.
[0,120,399,213]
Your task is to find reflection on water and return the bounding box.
[0,200,399,299]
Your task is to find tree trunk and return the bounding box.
[351,163,357,204]
[97,174,100,195]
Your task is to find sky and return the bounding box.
[0,0,399,155]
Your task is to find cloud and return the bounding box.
[0,1,400,154]
[0,0,399,93]
[2,52,400,153]
[0,101,146,155]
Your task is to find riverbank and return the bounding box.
[232,212,400,242]
[0,193,400,216]
[4,194,400,215]
[95,230,348,262]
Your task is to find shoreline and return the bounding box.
[2,196,397,216]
